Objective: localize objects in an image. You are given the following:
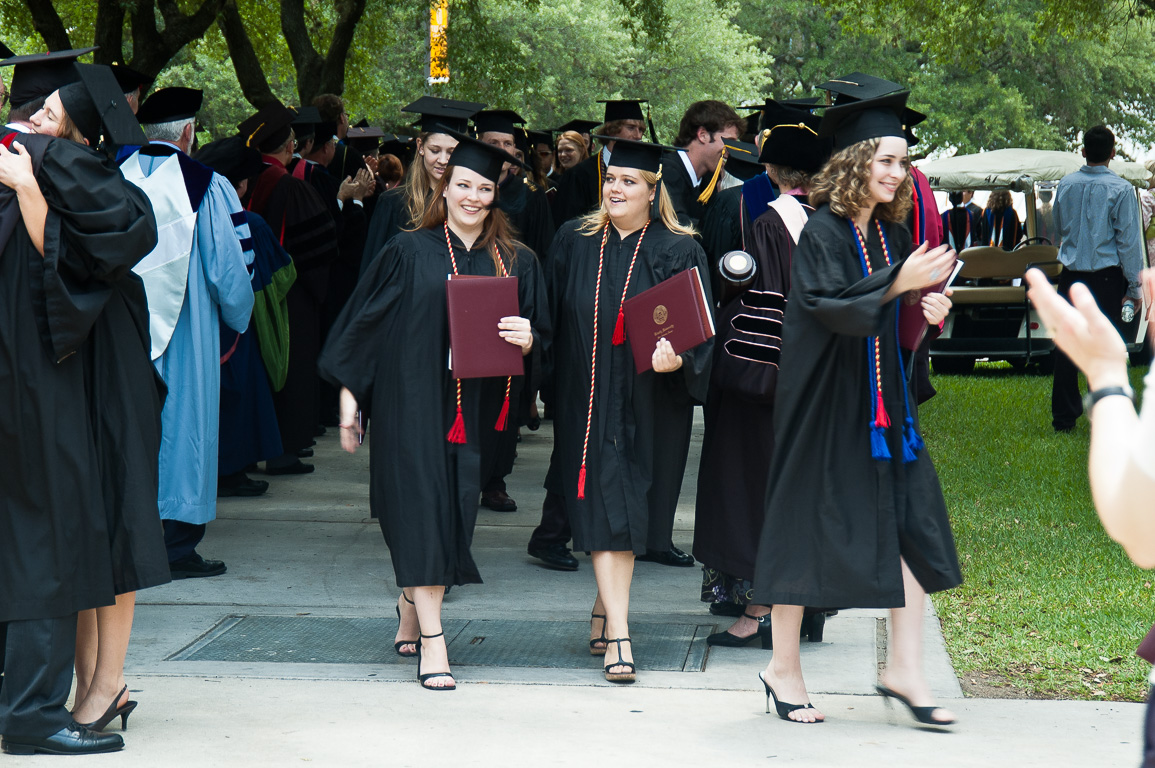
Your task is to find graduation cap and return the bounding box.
[0,41,13,59]
[758,100,830,173]
[555,118,600,135]
[817,72,904,105]
[193,135,267,186]
[237,101,297,152]
[817,91,909,151]
[598,135,679,218]
[527,130,553,147]
[379,133,415,162]
[57,63,145,147]
[402,96,485,135]
[598,99,647,124]
[109,63,150,95]
[1,47,95,109]
[441,127,530,184]
[347,123,386,153]
[291,106,320,139]
[473,109,525,137]
[313,120,338,147]
[722,138,763,182]
[136,87,202,125]
[903,107,927,146]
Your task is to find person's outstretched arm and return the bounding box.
[1027,268,1155,566]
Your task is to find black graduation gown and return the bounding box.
[318,228,548,587]
[547,221,713,554]
[550,154,601,228]
[660,150,706,227]
[751,206,962,608]
[499,174,555,263]
[693,200,799,582]
[360,186,412,277]
[0,135,161,621]
[248,160,338,454]
[697,185,753,298]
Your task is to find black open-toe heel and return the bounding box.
[394,593,418,657]
[706,612,773,649]
[758,672,821,723]
[417,632,456,691]
[603,638,636,683]
[589,613,608,656]
[79,685,138,731]
[875,684,954,726]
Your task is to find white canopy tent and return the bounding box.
[917,148,1151,191]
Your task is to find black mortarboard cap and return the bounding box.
[817,72,904,105]
[598,99,647,124]
[599,136,673,174]
[555,118,600,135]
[292,106,320,127]
[347,124,386,152]
[722,138,763,181]
[903,106,927,146]
[58,63,145,147]
[527,130,553,147]
[473,109,525,137]
[193,135,267,186]
[136,87,202,125]
[742,110,761,139]
[237,101,296,152]
[402,96,486,135]
[817,91,909,150]
[0,41,13,59]
[2,47,94,109]
[109,63,150,94]
[313,120,337,147]
[379,134,415,161]
[441,127,529,183]
[757,99,830,172]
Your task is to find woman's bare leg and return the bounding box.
[760,604,824,722]
[409,586,453,688]
[590,551,635,673]
[72,592,135,724]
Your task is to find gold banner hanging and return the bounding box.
[428,0,449,85]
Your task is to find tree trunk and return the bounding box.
[19,0,71,51]
[93,0,126,66]
[218,0,279,108]
[281,0,367,105]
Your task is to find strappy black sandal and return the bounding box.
[875,684,954,726]
[603,638,636,683]
[759,672,823,723]
[394,593,418,657]
[416,632,456,691]
[589,613,608,656]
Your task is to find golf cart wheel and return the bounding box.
[932,356,975,375]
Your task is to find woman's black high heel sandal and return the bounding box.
[589,613,608,656]
[394,593,418,657]
[758,672,821,723]
[416,632,457,691]
[706,612,773,648]
[875,684,954,726]
[79,685,138,731]
[603,638,636,683]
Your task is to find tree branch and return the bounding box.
[93,0,125,66]
[20,0,71,51]
[316,0,368,99]
[218,0,278,108]
[281,0,323,101]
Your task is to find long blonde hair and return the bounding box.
[577,168,696,237]
[401,131,442,225]
[808,138,913,223]
[418,165,519,276]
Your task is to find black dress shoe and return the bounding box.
[297,447,314,458]
[218,473,269,498]
[2,723,124,755]
[169,552,227,579]
[265,460,315,475]
[527,543,578,571]
[637,546,695,567]
[480,490,517,512]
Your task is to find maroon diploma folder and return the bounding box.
[445,275,523,379]
[898,259,964,351]
[621,266,715,373]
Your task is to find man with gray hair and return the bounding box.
[121,87,255,578]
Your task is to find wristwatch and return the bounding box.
[1083,385,1135,419]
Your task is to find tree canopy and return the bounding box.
[1,0,1153,157]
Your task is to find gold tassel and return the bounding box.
[697,152,725,205]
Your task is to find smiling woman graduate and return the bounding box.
[749,91,962,727]
[319,132,548,692]
[544,137,713,683]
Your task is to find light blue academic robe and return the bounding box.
[134,149,254,525]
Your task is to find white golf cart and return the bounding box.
[918,148,1151,374]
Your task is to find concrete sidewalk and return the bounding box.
[9,417,1145,767]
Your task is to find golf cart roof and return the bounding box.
[917,148,1151,191]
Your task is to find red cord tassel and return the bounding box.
[494,395,510,431]
[446,407,467,444]
[577,466,587,500]
[874,392,891,428]
[611,308,626,345]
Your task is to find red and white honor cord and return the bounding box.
[577,221,650,499]
[443,222,513,444]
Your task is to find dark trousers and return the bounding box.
[646,396,694,552]
[163,520,207,563]
[1145,686,1155,767]
[0,615,76,738]
[529,491,571,549]
[1052,267,1127,429]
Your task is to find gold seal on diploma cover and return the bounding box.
[653,305,668,325]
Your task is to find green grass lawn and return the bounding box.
[923,362,1153,701]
